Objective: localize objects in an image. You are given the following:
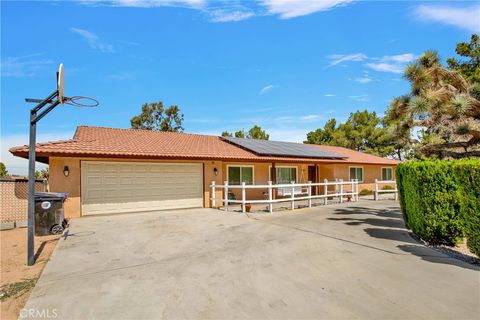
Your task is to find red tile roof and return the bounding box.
[9,126,399,165]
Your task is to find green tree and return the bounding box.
[447,34,480,85]
[382,96,415,160]
[0,162,8,177]
[305,110,393,157]
[386,48,480,158]
[35,168,49,180]
[304,119,337,145]
[130,102,184,132]
[223,126,270,140]
[247,125,269,140]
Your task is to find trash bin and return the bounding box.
[34,192,68,236]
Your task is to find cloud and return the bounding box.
[327,53,368,66]
[261,0,353,19]
[209,8,255,22]
[259,84,276,95]
[70,28,114,53]
[324,94,336,97]
[100,0,205,8]
[414,4,480,33]
[1,132,73,175]
[354,76,372,84]
[299,115,322,122]
[348,95,369,102]
[1,53,53,77]
[365,53,416,74]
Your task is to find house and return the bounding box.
[10,126,399,218]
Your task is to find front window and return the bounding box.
[382,167,393,181]
[228,166,253,185]
[276,167,297,184]
[349,167,363,182]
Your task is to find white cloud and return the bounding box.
[354,76,372,84]
[328,53,368,66]
[1,54,52,77]
[324,94,336,97]
[1,132,74,175]
[104,0,205,8]
[261,0,353,19]
[259,84,276,95]
[70,28,114,53]
[414,4,480,33]
[299,115,322,122]
[348,95,369,102]
[209,8,255,22]
[365,53,416,74]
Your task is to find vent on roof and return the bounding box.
[221,137,347,159]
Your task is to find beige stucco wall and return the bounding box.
[48,157,396,218]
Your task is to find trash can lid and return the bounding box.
[35,192,68,200]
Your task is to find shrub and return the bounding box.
[381,185,395,190]
[359,189,373,196]
[396,159,480,256]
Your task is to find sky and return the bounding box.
[1,0,479,174]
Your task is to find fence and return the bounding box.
[211,179,359,213]
[373,179,398,201]
[0,179,48,227]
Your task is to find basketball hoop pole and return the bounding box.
[26,90,61,266]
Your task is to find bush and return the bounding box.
[396,159,480,256]
[359,189,373,196]
[382,185,395,190]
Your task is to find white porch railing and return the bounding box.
[210,179,359,213]
[374,179,398,201]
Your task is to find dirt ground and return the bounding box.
[1,228,59,320]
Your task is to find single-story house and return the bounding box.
[10,126,399,218]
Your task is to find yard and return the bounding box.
[20,199,479,319]
[0,229,59,320]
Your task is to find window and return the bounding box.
[349,167,363,182]
[228,166,253,185]
[382,167,393,181]
[275,167,297,184]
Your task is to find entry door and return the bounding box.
[308,165,318,195]
[81,161,203,215]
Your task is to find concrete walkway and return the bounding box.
[22,200,479,319]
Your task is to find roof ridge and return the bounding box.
[76,125,221,139]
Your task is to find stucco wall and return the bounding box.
[49,156,396,218]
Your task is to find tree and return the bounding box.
[222,125,270,140]
[382,96,415,160]
[221,131,232,137]
[247,125,269,140]
[385,48,480,158]
[305,110,394,157]
[130,102,184,132]
[0,162,8,177]
[304,119,337,145]
[447,34,480,85]
[35,168,49,180]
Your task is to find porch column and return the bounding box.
[271,163,276,200]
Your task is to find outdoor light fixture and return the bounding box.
[63,166,70,177]
[213,167,218,176]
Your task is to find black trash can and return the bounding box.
[34,192,68,236]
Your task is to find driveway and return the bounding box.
[22,200,479,319]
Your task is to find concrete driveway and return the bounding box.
[23,200,479,319]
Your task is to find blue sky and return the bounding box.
[1,0,479,174]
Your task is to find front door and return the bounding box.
[308,165,318,195]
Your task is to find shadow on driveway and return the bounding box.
[329,205,479,271]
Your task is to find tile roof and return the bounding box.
[9,126,399,165]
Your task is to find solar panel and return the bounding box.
[222,137,347,159]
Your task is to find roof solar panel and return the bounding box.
[221,137,347,159]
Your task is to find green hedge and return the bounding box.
[396,159,480,256]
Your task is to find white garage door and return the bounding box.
[81,161,203,215]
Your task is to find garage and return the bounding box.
[81,161,203,215]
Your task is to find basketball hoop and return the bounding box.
[24,63,99,266]
[63,96,99,107]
